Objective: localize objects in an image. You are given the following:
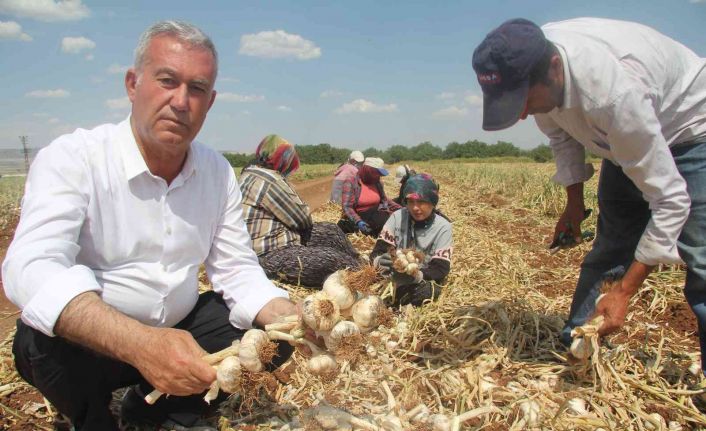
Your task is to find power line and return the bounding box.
[19,135,30,174]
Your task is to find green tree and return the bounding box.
[409,141,443,161]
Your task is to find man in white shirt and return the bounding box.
[2,21,298,431]
[472,18,706,370]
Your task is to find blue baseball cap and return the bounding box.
[472,18,547,131]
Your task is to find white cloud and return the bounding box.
[335,99,398,114]
[25,88,70,98]
[105,97,130,110]
[464,93,483,107]
[436,92,456,100]
[320,89,343,98]
[61,36,95,54]
[84,53,93,61]
[0,0,90,22]
[106,63,129,74]
[218,92,265,103]
[239,30,321,60]
[689,0,705,3]
[48,117,60,124]
[432,106,469,118]
[0,20,31,41]
[276,105,292,112]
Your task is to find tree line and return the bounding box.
[222,140,553,167]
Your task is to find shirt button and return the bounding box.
[166,227,172,235]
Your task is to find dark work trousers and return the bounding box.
[12,291,294,431]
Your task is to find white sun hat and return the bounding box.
[349,150,364,163]
[363,157,389,176]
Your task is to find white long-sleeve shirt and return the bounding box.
[2,118,288,337]
[535,17,706,266]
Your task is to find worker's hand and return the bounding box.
[392,270,423,286]
[373,252,393,272]
[552,206,590,249]
[132,327,215,397]
[356,220,372,235]
[592,282,632,336]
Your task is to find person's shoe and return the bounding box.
[120,386,217,431]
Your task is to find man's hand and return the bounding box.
[552,183,586,248]
[131,327,215,396]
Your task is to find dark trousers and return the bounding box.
[12,291,293,430]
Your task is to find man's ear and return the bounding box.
[549,54,562,80]
[125,68,137,102]
[207,90,217,111]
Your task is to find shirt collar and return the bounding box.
[118,115,197,184]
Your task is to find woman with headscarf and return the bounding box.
[370,174,453,306]
[338,157,402,236]
[240,135,360,287]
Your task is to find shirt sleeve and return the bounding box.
[206,167,289,329]
[261,179,312,231]
[535,114,595,186]
[1,138,102,337]
[595,88,690,265]
[341,178,361,223]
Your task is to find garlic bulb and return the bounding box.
[518,400,541,427]
[429,414,451,431]
[302,292,341,332]
[352,295,385,331]
[566,398,588,415]
[307,352,338,376]
[669,421,683,431]
[216,356,241,393]
[323,270,356,310]
[239,328,270,372]
[324,320,361,351]
[688,361,701,377]
[570,337,593,360]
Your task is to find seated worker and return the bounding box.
[330,150,365,203]
[392,164,416,205]
[240,135,360,287]
[338,157,402,236]
[2,21,297,431]
[371,174,453,306]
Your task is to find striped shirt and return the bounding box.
[239,166,313,256]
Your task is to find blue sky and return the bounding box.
[1,0,705,154]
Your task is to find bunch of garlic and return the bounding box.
[392,249,424,276]
[145,327,280,405]
[569,315,604,361]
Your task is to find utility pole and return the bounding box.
[19,135,30,174]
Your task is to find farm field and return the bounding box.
[0,161,703,430]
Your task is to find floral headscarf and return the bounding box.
[402,173,439,206]
[255,134,300,177]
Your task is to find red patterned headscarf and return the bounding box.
[255,135,300,177]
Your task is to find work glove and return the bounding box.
[392,269,424,286]
[373,252,393,274]
[356,220,372,235]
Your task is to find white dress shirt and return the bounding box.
[535,17,706,266]
[2,118,288,337]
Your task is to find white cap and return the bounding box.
[349,150,364,163]
[394,165,408,183]
[363,157,389,176]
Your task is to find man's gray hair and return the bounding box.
[134,20,218,73]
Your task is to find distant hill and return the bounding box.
[0,148,39,175]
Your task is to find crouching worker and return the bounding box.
[240,135,360,287]
[2,21,298,431]
[370,174,453,306]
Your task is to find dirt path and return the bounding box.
[290,176,333,211]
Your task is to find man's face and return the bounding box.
[519,54,564,120]
[126,35,217,157]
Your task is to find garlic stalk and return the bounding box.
[302,292,341,332]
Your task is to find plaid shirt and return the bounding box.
[341,175,401,223]
[239,166,312,256]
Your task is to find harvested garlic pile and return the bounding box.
[392,248,425,276]
[267,268,389,378]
